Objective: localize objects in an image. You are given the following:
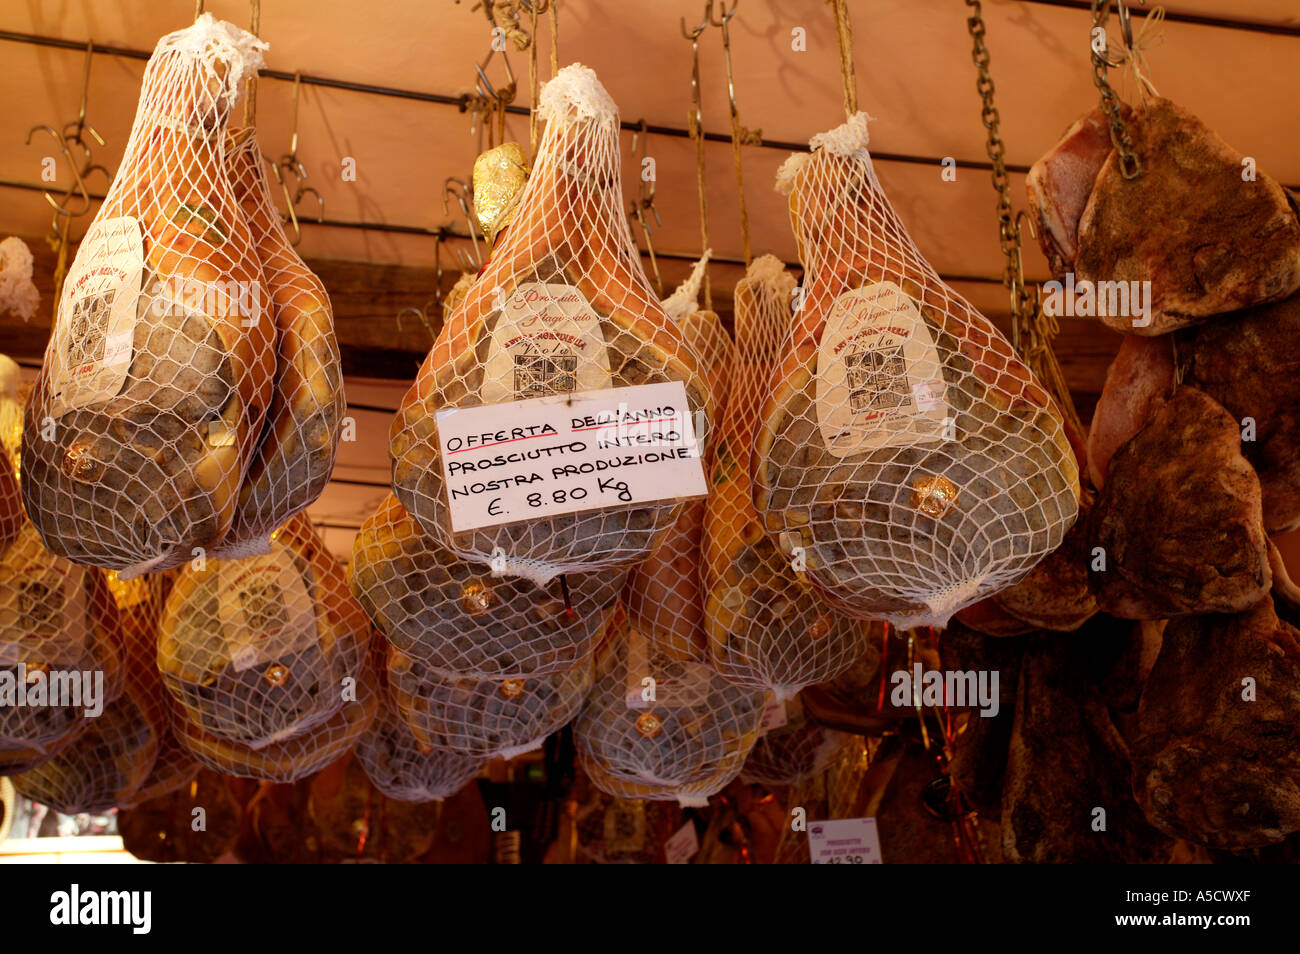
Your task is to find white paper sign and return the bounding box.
[665,820,699,865]
[807,817,883,864]
[435,381,707,533]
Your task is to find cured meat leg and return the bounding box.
[1076,98,1300,335]
[390,66,713,583]
[1025,107,1122,278]
[215,127,342,554]
[703,255,866,694]
[755,114,1079,628]
[1131,585,1300,850]
[1178,290,1300,532]
[625,306,733,662]
[22,16,275,575]
[158,512,368,747]
[1085,333,1174,490]
[1088,386,1270,618]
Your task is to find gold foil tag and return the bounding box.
[472,142,529,246]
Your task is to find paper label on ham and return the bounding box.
[215,546,317,673]
[815,282,950,457]
[482,281,612,404]
[48,216,143,417]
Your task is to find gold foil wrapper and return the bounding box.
[910,474,960,519]
[472,142,529,246]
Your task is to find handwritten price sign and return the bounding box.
[434,382,708,533]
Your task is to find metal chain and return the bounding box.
[1090,0,1142,179]
[964,1,1034,338]
[965,0,1086,439]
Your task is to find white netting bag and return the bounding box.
[349,494,624,678]
[354,687,486,803]
[624,292,733,662]
[22,14,276,577]
[384,633,592,760]
[573,612,767,806]
[739,694,852,786]
[0,524,126,762]
[0,356,23,553]
[157,513,369,748]
[703,255,868,698]
[755,114,1079,629]
[212,126,342,558]
[390,64,716,585]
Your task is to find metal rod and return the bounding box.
[0,28,1027,173]
[0,178,1013,284]
[1016,0,1300,37]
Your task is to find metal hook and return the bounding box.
[432,229,446,311]
[25,124,92,217]
[1095,0,1146,68]
[396,305,438,339]
[62,41,106,150]
[681,2,711,40]
[708,0,737,28]
[443,178,483,268]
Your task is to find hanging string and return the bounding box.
[548,0,559,76]
[682,10,712,310]
[194,0,205,19]
[528,2,540,158]
[828,0,858,118]
[713,1,758,267]
[243,0,261,126]
[1111,4,1164,103]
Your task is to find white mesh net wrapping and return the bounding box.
[739,694,851,786]
[212,127,342,558]
[389,64,716,585]
[349,494,624,678]
[0,524,126,764]
[354,687,486,803]
[157,513,369,752]
[384,631,592,760]
[22,14,276,577]
[756,114,1079,629]
[573,612,767,807]
[703,255,868,698]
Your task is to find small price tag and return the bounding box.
[807,817,883,864]
[434,381,707,533]
[664,820,699,865]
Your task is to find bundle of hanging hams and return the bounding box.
[754,114,1078,629]
[20,14,340,576]
[1021,92,1300,852]
[389,64,714,585]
